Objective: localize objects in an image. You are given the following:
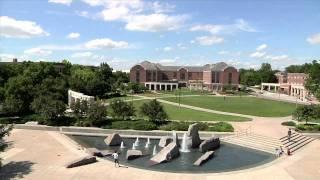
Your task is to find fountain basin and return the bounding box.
[67,135,276,173]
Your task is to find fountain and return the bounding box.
[120,141,125,149]
[134,137,140,146]
[180,133,190,152]
[152,145,157,156]
[145,137,151,148]
[132,143,136,150]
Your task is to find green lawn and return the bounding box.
[103,95,142,103]
[123,99,250,122]
[162,96,298,117]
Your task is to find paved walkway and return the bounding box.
[1,129,319,180]
[133,94,293,138]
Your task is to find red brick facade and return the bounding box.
[130,61,239,91]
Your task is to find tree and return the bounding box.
[109,99,135,120]
[259,63,277,83]
[79,100,89,117]
[305,60,320,101]
[31,95,66,125]
[70,99,81,119]
[293,105,319,124]
[86,100,107,127]
[239,69,260,86]
[127,82,146,93]
[3,96,24,115]
[0,124,12,167]
[140,99,168,124]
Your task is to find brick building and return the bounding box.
[130,61,239,91]
[261,72,309,101]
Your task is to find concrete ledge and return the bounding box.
[12,124,234,139]
[14,124,60,131]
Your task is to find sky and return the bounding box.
[0,0,320,71]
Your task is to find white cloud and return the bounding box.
[307,33,320,44]
[101,6,129,21]
[152,1,175,13]
[177,43,187,50]
[189,24,224,34]
[24,48,52,56]
[84,38,129,49]
[82,0,144,9]
[250,51,266,58]
[0,16,49,38]
[218,51,229,55]
[194,36,224,46]
[66,32,80,39]
[48,0,72,6]
[189,19,256,34]
[265,54,289,61]
[256,44,267,51]
[0,54,15,62]
[71,52,93,58]
[125,14,188,32]
[234,19,257,32]
[163,46,172,52]
[80,0,187,32]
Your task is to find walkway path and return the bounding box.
[1,129,319,180]
[133,94,293,138]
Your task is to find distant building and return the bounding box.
[261,72,309,101]
[68,90,95,107]
[130,61,239,91]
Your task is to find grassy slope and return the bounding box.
[125,99,250,122]
[163,96,297,117]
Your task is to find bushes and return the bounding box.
[110,120,157,131]
[159,121,190,131]
[296,124,320,132]
[159,121,234,132]
[281,121,297,126]
[207,122,234,132]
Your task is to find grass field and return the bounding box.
[162,96,298,117]
[118,99,250,122]
[103,95,142,103]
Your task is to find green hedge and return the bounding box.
[281,121,296,126]
[296,124,320,132]
[159,121,234,132]
[207,122,234,132]
[110,120,157,131]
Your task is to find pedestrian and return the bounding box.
[275,148,280,157]
[279,146,284,156]
[112,150,120,167]
[224,95,226,101]
[288,129,292,142]
[287,148,291,156]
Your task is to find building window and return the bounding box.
[162,73,168,80]
[173,72,177,78]
[146,71,151,81]
[136,71,140,82]
[212,72,215,83]
[181,72,185,80]
[228,72,232,84]
[188,72,192,79]
[153,71,156,81]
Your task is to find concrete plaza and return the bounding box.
[1,129,319,180]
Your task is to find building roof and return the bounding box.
[134,61,235,72]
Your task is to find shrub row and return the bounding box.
[108,120,157,131]
[296,124,320,132]
[281,121,297,126]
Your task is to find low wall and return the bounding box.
[13,124,234,139]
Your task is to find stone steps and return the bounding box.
[222,133,282,154]
[280,133,315,153]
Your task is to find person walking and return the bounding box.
[112,150,120,167]
[288,129,292,142]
